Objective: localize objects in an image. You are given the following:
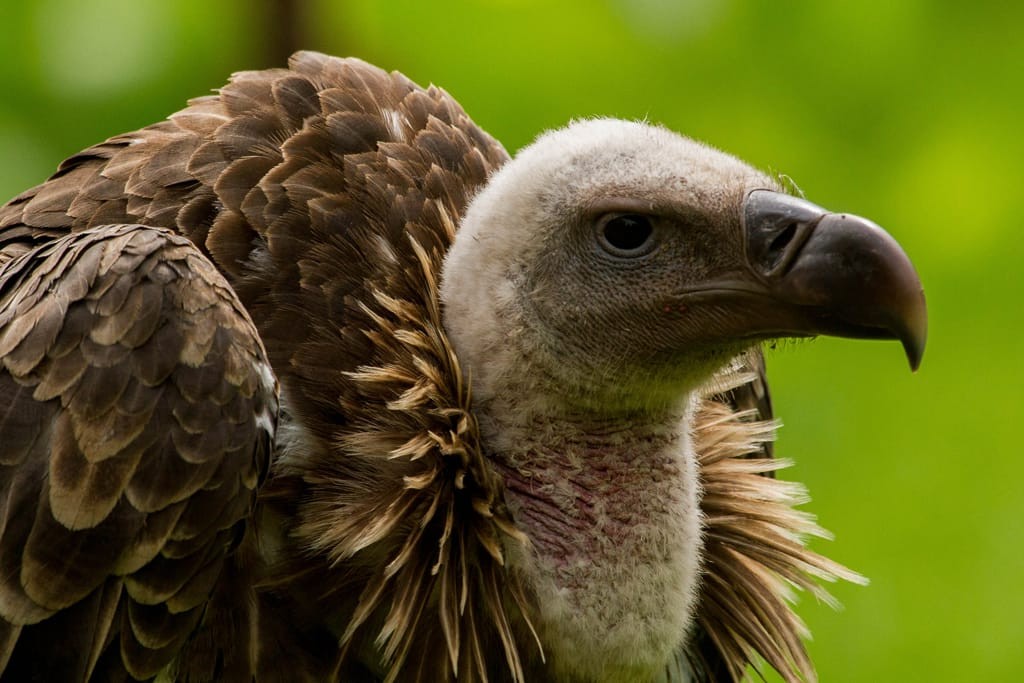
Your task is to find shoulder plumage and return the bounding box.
[2,51,510,433]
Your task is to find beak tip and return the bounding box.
[905,340,924,372]
[900,293,928,372]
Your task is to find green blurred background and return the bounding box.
[1,1,1020,680]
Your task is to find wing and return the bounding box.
[1,52,521,681]
[0,224,277,681]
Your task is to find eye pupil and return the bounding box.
[602,214,654,254]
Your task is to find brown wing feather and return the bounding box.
[0,225,276,681]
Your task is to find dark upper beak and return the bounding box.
[743,189,927,370]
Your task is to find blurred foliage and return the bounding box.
[1,1,1021,681]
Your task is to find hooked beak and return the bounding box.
[740,189,927,370]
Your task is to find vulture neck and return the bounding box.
[445,309,705,680]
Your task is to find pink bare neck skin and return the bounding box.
[482,400,702,682]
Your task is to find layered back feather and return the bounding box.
[0,52,861,681]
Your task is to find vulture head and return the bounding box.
[441,118,926,679]
[444,118,924,409]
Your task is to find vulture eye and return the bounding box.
[597,214,657,258]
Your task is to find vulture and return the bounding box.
[0,52,926,682]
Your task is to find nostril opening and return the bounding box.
[769,223,798,255]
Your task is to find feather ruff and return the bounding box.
[689,373,866,682]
